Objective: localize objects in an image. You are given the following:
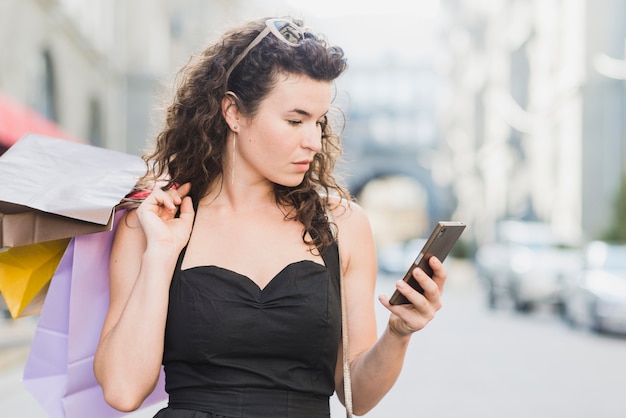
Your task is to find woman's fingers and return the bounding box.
[140,183,192,218]
[379,258,448,337]
[174,182,192,198]
[134,183,195,248]
[178,196,195,222]
[428,256,447,293]
[160,183,192,214]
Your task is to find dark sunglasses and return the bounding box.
[225,19,305,88]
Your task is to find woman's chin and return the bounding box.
[273,176,306,188]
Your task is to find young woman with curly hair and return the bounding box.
[94,16,447,418]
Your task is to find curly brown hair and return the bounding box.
[140,17,351,253]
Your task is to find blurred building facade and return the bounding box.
[2,0,625,247]
[0,0,450,245]
[0,0,239,154]
[325,12,459,243]
[440,0,626,244]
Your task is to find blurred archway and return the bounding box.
[357,175,430,247]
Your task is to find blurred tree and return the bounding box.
[601,176,626,243]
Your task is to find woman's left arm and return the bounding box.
[333,202,446,415]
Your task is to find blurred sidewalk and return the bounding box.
[0,315,48,417]
[0,315,36,368]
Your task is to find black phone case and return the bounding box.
[389,221,466,305]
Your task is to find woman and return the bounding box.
[94,16,447,417]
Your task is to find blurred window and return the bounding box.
[87,98,104,147]
[34,50,58,122]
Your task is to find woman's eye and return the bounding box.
[288,120,302,126]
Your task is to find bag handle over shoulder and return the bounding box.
[326,207,353,418]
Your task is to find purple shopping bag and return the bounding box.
[22,210,167,417]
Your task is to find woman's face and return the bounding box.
[235,74,332,188]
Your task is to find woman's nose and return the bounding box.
[302,123,322,152]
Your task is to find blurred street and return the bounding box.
[2,260,626,417]
[3,1,626,417]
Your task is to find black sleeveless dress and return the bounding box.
[153,239,342,418]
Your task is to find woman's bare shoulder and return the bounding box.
[327,196,368,225]
[326,196,373,248]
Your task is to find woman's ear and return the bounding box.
[222,92,241,131]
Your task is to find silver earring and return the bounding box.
[231,132,237,185]
[232,124,238,130]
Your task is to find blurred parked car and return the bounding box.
[377,238,427,276]
[559,241,626,334]
[475,220,581,312]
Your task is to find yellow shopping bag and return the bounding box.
[0,238,70,318]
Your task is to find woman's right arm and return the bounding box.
[94,184,194,412]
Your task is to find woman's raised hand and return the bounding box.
[135,182,195,252]
[379,256,447,337]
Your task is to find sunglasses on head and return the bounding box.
[225,19,305,88]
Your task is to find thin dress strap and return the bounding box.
[173,193,199,272]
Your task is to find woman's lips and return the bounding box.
[293,160,311,171]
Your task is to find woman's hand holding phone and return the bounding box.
[380,255,448,336]
[379,221,466,336]
[388,221,465,305]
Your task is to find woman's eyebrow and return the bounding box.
[288,108,328,118]
[288,108,312,117]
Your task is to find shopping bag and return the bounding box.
[22,211,167,418]
[0,133,145,248]
[0,238,70,318]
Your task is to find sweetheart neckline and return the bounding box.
[180,260,327,292]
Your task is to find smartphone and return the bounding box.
[389,221,466,305]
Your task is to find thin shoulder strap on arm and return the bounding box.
[326,207,353,418]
